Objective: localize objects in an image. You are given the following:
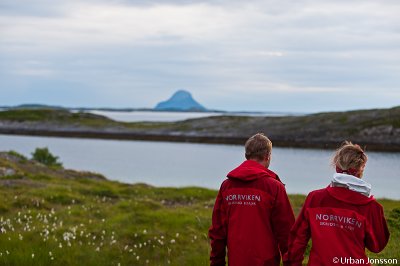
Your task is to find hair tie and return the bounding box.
[336,166,358,176]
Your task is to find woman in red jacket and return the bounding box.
[284,141,390,266]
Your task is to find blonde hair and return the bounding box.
[245,133,272,160]
[332,141,367,171]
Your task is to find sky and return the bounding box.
[1,0,399,113]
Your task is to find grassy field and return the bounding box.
[0,151,399,265]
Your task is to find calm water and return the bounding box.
[88,110,223,122]
[86,110,294,122]
[0,134,399,199]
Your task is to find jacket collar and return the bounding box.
[227,160,279,182]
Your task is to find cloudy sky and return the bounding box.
[1,0,399,112]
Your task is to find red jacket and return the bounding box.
[208,160,295,266]
[284,186,390,266]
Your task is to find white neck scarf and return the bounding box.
[331,173,372,197]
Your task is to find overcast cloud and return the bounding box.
[1,0,399,112]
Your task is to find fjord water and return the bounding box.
[87,110,292,122]
[0,134,399,199]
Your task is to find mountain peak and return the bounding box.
[154,90,207,111]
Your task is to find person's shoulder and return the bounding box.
[308,187,329,197]
[219,178,231,191]
[304,187,330,203]
[262,174,285,189]
[366,197,384,211]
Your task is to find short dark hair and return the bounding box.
[245,133,272,160]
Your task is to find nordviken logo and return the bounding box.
[316,213,363,231]
[225,194,261,206]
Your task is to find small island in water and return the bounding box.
[154,90,208,112]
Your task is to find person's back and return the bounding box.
[289,186,389,265]
[284,141,390,266]
[209,133,295,266]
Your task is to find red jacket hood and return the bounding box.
[327,186,375,205]
[227,160,281,183]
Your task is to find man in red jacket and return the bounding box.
[283,141,390,266]
[208,133,295,266]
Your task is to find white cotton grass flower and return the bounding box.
[63,232,74,242]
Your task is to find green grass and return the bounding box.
[0,152,399,265]
[0,109,172,130]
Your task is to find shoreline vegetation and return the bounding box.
[0,107,399,151]
[0,151,399,265]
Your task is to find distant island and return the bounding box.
[0,90,210,113]
[154,90,207,112]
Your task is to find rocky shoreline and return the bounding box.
[0,107,399,151]
[1,126,399,151]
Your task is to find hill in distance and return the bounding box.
[154,90,207,112]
